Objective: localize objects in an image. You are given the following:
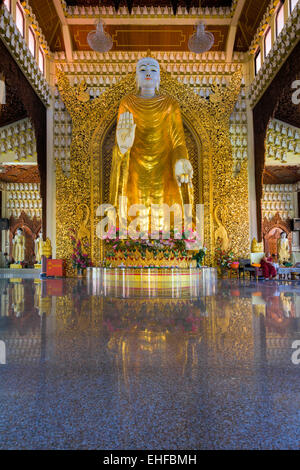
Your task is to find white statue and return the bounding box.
[277,232,290,264]
[12,228,25,263]
[34,231,43,264]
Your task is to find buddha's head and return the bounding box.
[136,57,160,93]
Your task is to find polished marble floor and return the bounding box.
[0,272,300,450]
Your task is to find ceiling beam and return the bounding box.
[66,17,231,26]
[225,0,246,62]
[53,0,73,62]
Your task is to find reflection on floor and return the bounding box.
[0,272,300,449]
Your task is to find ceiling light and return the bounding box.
[87,19,113,53]
[188,21,214,54]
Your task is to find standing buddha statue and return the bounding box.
[12,228,25,264]
[277,232,290,264]
[109,57,194,232]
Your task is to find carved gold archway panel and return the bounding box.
[56,67,250,271]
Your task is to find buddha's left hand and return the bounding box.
[175,159,193,187]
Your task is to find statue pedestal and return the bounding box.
[10,264,22,269]
[106,251,196,269]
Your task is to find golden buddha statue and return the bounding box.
[251,237,264,253]
[42,237,52,259]
[109,57,194,232]
[277,232,290,264]
[12,228,25,263]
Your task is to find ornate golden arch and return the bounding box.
[56,67,249,271]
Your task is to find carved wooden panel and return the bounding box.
[9,211,41,265]
[263,212,292,258]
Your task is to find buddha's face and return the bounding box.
[136,58,160,91]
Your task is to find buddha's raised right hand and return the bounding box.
[117,112,136,155]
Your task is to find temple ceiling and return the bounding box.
[64,1,234,8]
[263,166,300,185]
[234,0,270,52]
[27,0,272,53]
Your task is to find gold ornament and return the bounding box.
[214,205,230,251]
[76,204,90,243]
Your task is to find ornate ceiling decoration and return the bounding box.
[26,0,272,53]
[70,24,228,51]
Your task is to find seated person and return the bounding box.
[260,253,277,280]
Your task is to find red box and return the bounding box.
[46,259,65,277]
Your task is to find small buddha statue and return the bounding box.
[42,237,52,259]
[34,230,43,264]
[12,228,25,263]
[277,232,290,264]
[251,237,264,253]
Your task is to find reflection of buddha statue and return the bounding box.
[34,230,43,263]
[109,57,194,231]
[34,281,41,311]
[12,228,25,263]
[12,282,24,317]
[277,232,290,264]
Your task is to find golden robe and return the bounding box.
[109,94,193,220]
